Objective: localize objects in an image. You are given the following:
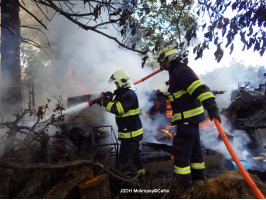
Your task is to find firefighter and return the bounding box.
[97,70,145,177]
[157,45,221,192]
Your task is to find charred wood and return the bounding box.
[142,142,172,162]
[224,90,266,129]
[44,168,91,199]
[78,174,111,198]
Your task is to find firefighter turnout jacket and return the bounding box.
[105,87,143,142]
[168,61,217,125]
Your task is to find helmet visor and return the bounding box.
[108,74,116,83]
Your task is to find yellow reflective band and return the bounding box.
[116,102,125,115]
[106,102,115,112]
[172,106,204,122]
[174,165,191,175]
[197,92,215,102]
[116,108,140,118]
[118,128,143,139]
[183,106,204,118]
[138,169,145,174]
[190,162,205,169]
[168,94,174,102]
[173,90,187,99]
[187,80,204,95]
[172,113,182,121]
[168,90,187,102]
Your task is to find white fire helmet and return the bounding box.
[109,70,131,88]
[158,45,178,63]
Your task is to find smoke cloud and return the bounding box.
[1,4,265,167]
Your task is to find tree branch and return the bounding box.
[37,0,147,54]
[16,0,47,30]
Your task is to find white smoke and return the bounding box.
[200,115,252,160]
[2,3,265,164]
[38,13,265,151]
[38,14,170,131]
[200,64,265,109]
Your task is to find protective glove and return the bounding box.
[103,91,113,99]
[207,106,221,123]
[97,97,111,107]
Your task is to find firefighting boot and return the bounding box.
[119,161,137,177]
[171,174,191,198]
[191,168,206,183]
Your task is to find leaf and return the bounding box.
[141,56,149,68]
[202,23,206,31]
[214,37,219,45]
[214,44,223,62]
[232,2,238,10]
[193,45,198,54]
[229,43,234,54]
[259,48,265,56]
[218,19,223,29]
[253,41,260,52]
[247,26,253,36]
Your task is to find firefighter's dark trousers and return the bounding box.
[119,141,144,176]
[172,122,205,185]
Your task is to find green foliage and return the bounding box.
[196,0,266,62]
[18,0,265,71]
[121,0,197,65]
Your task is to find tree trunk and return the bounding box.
[1,0,22,114]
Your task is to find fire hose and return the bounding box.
[193,72,265,199]
[88,68,266,198]
[89,68,162,106]
[214,118,265,199]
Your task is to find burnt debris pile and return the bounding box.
[224,88,266,130]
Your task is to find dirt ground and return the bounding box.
[112,161,266,199]
[182,170,266,199]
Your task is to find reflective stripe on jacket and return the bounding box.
[105,88,143,142]
[168,61,217,124]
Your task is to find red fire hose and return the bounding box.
[89,69,163,106]
[194,71,264,198]
[133,68,162,85]
[214,118,265,199]
[194,70,265,198]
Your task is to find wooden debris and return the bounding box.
[43,167,93,199]
[78,174,111,198]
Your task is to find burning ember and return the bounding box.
[166,100,172,119]
[156,125,175,141]
[159,129,173,139]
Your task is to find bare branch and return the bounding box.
[20,25,52,48]
[36,0,147,54]
[21,37,56,67]
[16,0,48,30]
[0,25,15,36]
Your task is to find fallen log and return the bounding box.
[0,159,93,170]
[78,174,111,198]
[0,159,138,186]
[44,168,92,199]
